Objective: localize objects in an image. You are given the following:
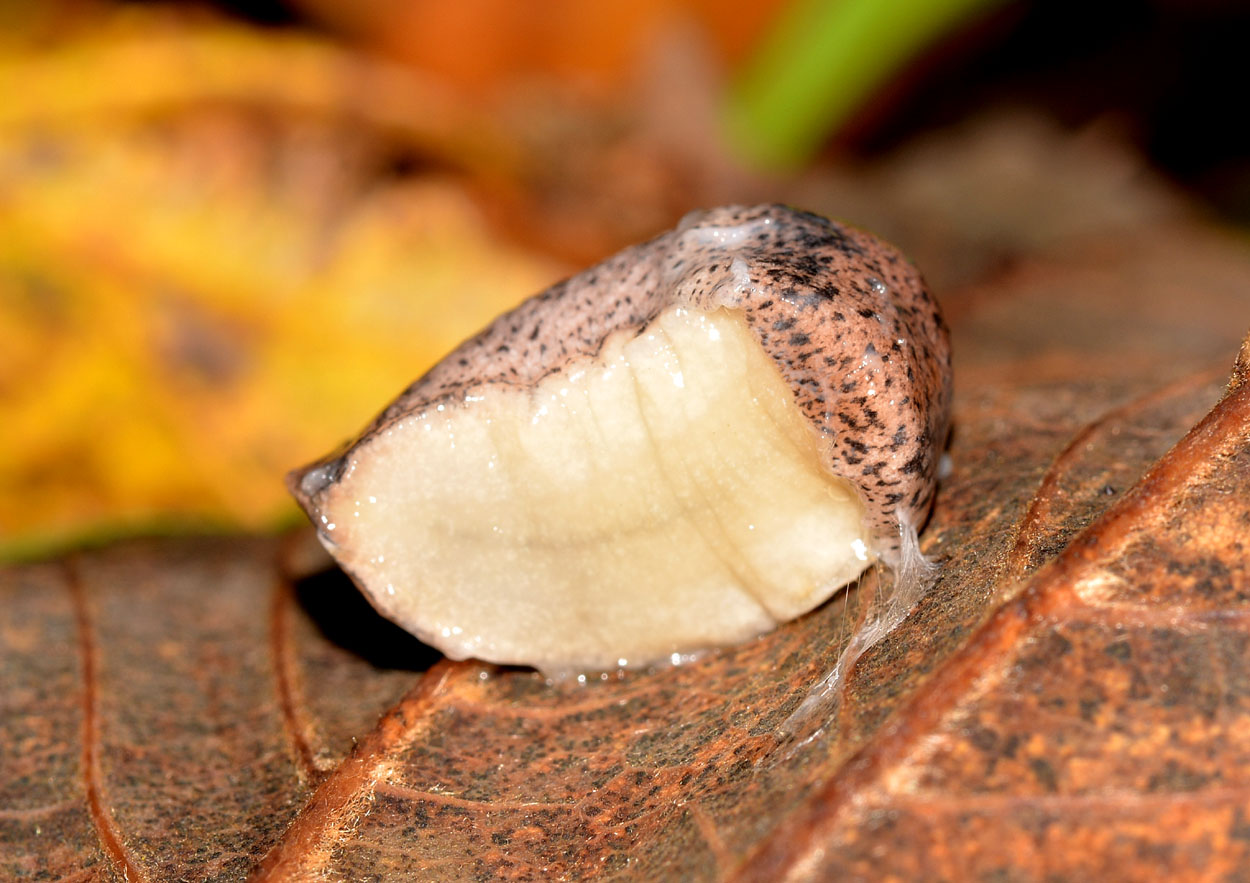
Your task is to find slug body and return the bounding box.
[291,205,952,673]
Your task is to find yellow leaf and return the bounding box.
[0,12,565,557]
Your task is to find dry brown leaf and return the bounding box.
[3,210,1249,879]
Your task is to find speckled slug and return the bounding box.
[290,204,952,674]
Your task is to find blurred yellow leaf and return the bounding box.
[0,11,565,558]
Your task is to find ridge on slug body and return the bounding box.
[290,204,953,675]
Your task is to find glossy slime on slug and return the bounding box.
[291,204,953,671]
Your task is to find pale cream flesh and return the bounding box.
[308,307,873,673]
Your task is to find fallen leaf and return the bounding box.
[3,205,1249,878]
[0,10,564,555]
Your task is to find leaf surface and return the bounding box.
[4,216,1249,880]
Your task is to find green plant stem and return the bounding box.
[725,0,1003,169]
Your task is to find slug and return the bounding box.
[290,204,952,675]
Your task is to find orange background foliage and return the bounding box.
[290,0,788,95]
